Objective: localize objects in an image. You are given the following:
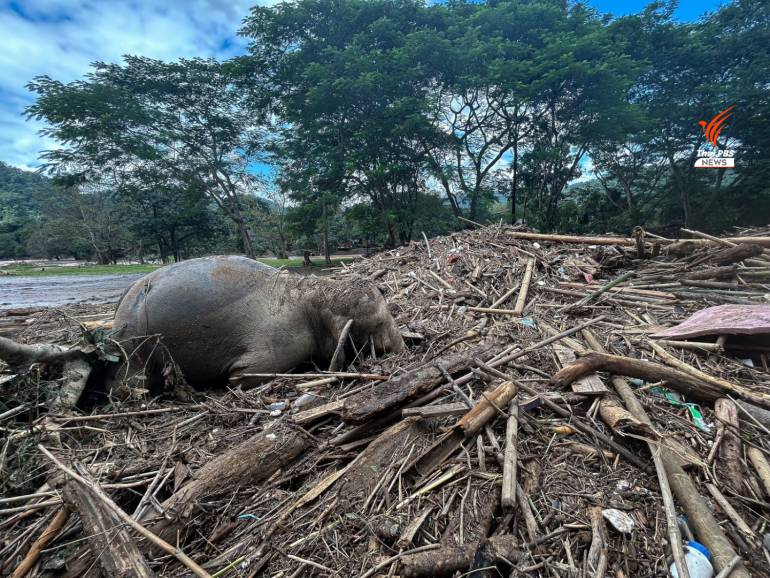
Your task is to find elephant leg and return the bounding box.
[227,348,302,387]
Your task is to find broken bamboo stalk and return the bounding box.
[402,402,468,419]
[406,380,518,480]
[714,556,744,578]
[466,306,519,315]
[564,270,635,310]
[464,316,607,382]
[705,483,757,544]
[508,231,637,246]
[232,371,387,381]
[513,258,535,315]
[747,446,770,498]
[515,482,539,541]
[681,228,737,248]
[500,395,519,509]
[489,282,521,309]
[508,230,770,247]
[655,339,724,353]
[581,329,689,578]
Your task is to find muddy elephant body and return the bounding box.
[112,256,403,388]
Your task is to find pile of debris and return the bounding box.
[2,225,770,578]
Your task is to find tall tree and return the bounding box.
[26,57,267,257]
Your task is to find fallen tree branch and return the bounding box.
[552,350,770,410]
[145,426,311,541]
[0,336,90,368]
[340,344,497,423]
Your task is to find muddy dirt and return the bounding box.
[0,273,143,309]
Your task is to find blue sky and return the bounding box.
[1,0,726,170]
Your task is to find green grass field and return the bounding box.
[0,257,352,277]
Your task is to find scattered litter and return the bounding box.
[602,508,636,533]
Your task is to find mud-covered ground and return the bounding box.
[0,259,346,309]
[0,273,143,308]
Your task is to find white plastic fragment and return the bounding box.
[602,508,635,533]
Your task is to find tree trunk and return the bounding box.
[234,217,255,259]
[277,232,288,260]
[322,201,331,265]
[511,139,519,225]
[469,186,479,223]
[142,427,310,543]
[170,227,179,262]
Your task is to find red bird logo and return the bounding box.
[699,105,735,148]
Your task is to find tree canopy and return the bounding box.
[2,0,767,262]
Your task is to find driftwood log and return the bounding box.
[551,351,770,410]
[399,535,520,577]
[707,243,764,265]
[144,426,311,541]
[340,344,496,423]
[63,481,155,578]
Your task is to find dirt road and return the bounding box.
[0,273,142,309]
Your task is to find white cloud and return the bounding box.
[0,0,263,169]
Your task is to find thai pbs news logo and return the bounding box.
[695,105,736,169]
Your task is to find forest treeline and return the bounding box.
[2,0,769,262]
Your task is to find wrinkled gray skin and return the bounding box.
[112,256,403,388]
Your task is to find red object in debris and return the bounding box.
[652,305,770,339]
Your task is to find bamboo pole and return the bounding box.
[508,230,770,247]
[513,258,535,315]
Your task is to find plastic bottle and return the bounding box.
[670,540,714,578]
